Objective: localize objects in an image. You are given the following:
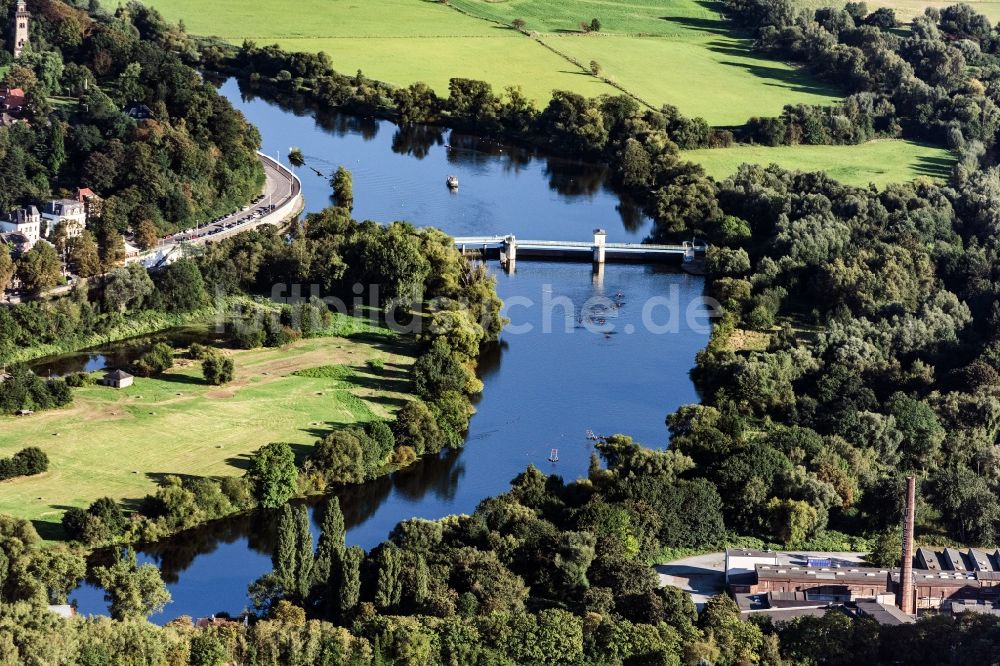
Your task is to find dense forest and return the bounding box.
[8,0,1000,663]
[213,0,1000,546]
[726,0,1000,151]
[0,0,261,241]
[0,438,996,665]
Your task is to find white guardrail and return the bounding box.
[136,152,304,268]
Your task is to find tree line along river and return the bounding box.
[62,78,710,620]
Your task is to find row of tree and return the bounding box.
[728,0,1000,153]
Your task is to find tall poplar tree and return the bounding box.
[312,497,345,591]
[273,504,298,595]
[375,545,403,610]
[337,545,363,617]
[294,504,313,600]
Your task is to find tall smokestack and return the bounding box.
[898,475,916,614]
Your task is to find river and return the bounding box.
[68,79,709,620]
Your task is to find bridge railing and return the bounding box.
[453,237,703,253]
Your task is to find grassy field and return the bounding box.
[0,334,414,536]
[278,34,611,103]
[552,34,835,124]
[795,0,1000,21]
[448,0,841,124]
[138,0,841,124]
[683,140,957,187]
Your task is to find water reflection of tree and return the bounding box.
[225,77,653,238]
[141,513,261,584]
[473,339,507,386]
[335,476,394,530]
[233,78,381,141]
[616,196,647,234]
[445,133,532,173]
[315,109,379,141]
[391,125,444,159]
[544,159,607,197]
[392,448,465,503]
[92,449,465,590]
[30,326,220,377]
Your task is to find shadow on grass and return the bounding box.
[368,365,411,381]
[145,471,207,486]
[362,394,411,410]
[299,421,355,440]
[661,15,735,36]
[343,370,411,394]
[912,153,955,179]
[660,0,751,37]
[34,516,66,541]
[705,39,756,58]
[717,59,839,96]
[347,332,415,355]
[146,372,208,386]
[121,497,147,514]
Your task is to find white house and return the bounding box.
[123,239,142,264]
[102,369,134,389]
[0,206,40,245]
[41,199,87,239]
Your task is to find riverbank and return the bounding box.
[0,331,415,538]
[61,77,712,619]
[2,306,221,367]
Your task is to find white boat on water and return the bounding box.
[446,175,459,189]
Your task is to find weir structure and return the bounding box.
[454,230,708,274]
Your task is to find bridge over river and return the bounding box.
[455,230,708,273]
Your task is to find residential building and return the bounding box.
[0,206,40,245]
[123,239,142,263]
[0,86,26,114]
[77,187,103,219]
[41,199,87,239]
[1,231,32,257]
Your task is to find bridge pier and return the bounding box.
[592,228,607,267]
[592,261,604,287]
[503,234,516,273]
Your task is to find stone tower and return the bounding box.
[13,0,29,59]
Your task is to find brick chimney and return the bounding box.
[898,475,916,614]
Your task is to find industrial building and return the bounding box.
[725,477,1000,621]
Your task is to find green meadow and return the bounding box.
[795,0,1000,21]
[683,140,957,188]
[140,0,841,124]
[448,0,840,123]
[0,335,414,534]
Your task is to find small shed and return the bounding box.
[102,369,134,389]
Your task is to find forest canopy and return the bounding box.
[0,0,262,237]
